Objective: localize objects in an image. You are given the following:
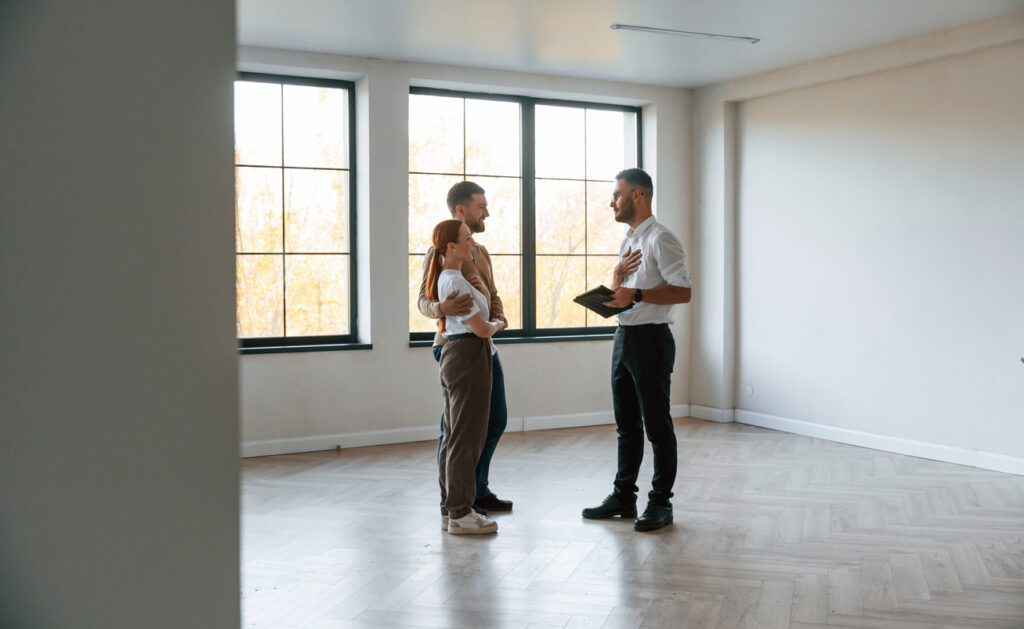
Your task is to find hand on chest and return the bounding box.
[624,242,660,286]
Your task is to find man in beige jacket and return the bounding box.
[418,181,512,514]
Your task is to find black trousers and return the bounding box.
[611,323,677,504]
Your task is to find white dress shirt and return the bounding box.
[616,216,693,326]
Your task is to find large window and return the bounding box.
[408,88,640,341]
[234,73,357,353]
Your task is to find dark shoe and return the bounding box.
[473,493,512,512]
[634,501,673,532]
[582,494,638,520]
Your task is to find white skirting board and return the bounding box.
[522,410,614,432]
[242,406,1024,475]
[671,404,691,418]
[734,409,1024,477]
[689,405,735,423]
[242,404,693,458]
[241,425,441,458]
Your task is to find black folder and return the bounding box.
[573,285,633,318]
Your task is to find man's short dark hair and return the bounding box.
[446,181,486,215]
[616,168,653,198]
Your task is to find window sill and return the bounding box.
[239,342,372,355]
[408,333,613,348]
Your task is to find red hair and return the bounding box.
[425,219,465,334]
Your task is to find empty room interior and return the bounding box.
[2,1,1024,628]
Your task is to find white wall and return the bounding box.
[236,48,693,455]
[736,42,1024,460]
[691,13,1024,473]
[0,1,240,628]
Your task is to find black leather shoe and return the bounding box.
[473,493,512,512]
[582,494,638,519]
[634,501,673,532]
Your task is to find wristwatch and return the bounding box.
[634,288,643,303]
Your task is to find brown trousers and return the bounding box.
[438,337,493,519]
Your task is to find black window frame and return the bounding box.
[408,86,642,346]
[235,72,365,355]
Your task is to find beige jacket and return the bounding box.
[417,242,504,346]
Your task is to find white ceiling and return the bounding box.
[238,0,1024,88]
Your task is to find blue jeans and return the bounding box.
[433,345,507,500]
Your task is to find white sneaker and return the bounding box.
[441,507,486,531]
[446,511,498,535]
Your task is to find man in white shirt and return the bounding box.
[582,168,693,532]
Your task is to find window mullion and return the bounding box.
[280,84,287,339]
[347,78,358,342]
[521,99,536,336]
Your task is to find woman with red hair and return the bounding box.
[425,219,506,535]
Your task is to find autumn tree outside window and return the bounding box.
[234,73,359,353]
[408,88,641,342]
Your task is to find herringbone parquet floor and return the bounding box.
[241,418,1024,628]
